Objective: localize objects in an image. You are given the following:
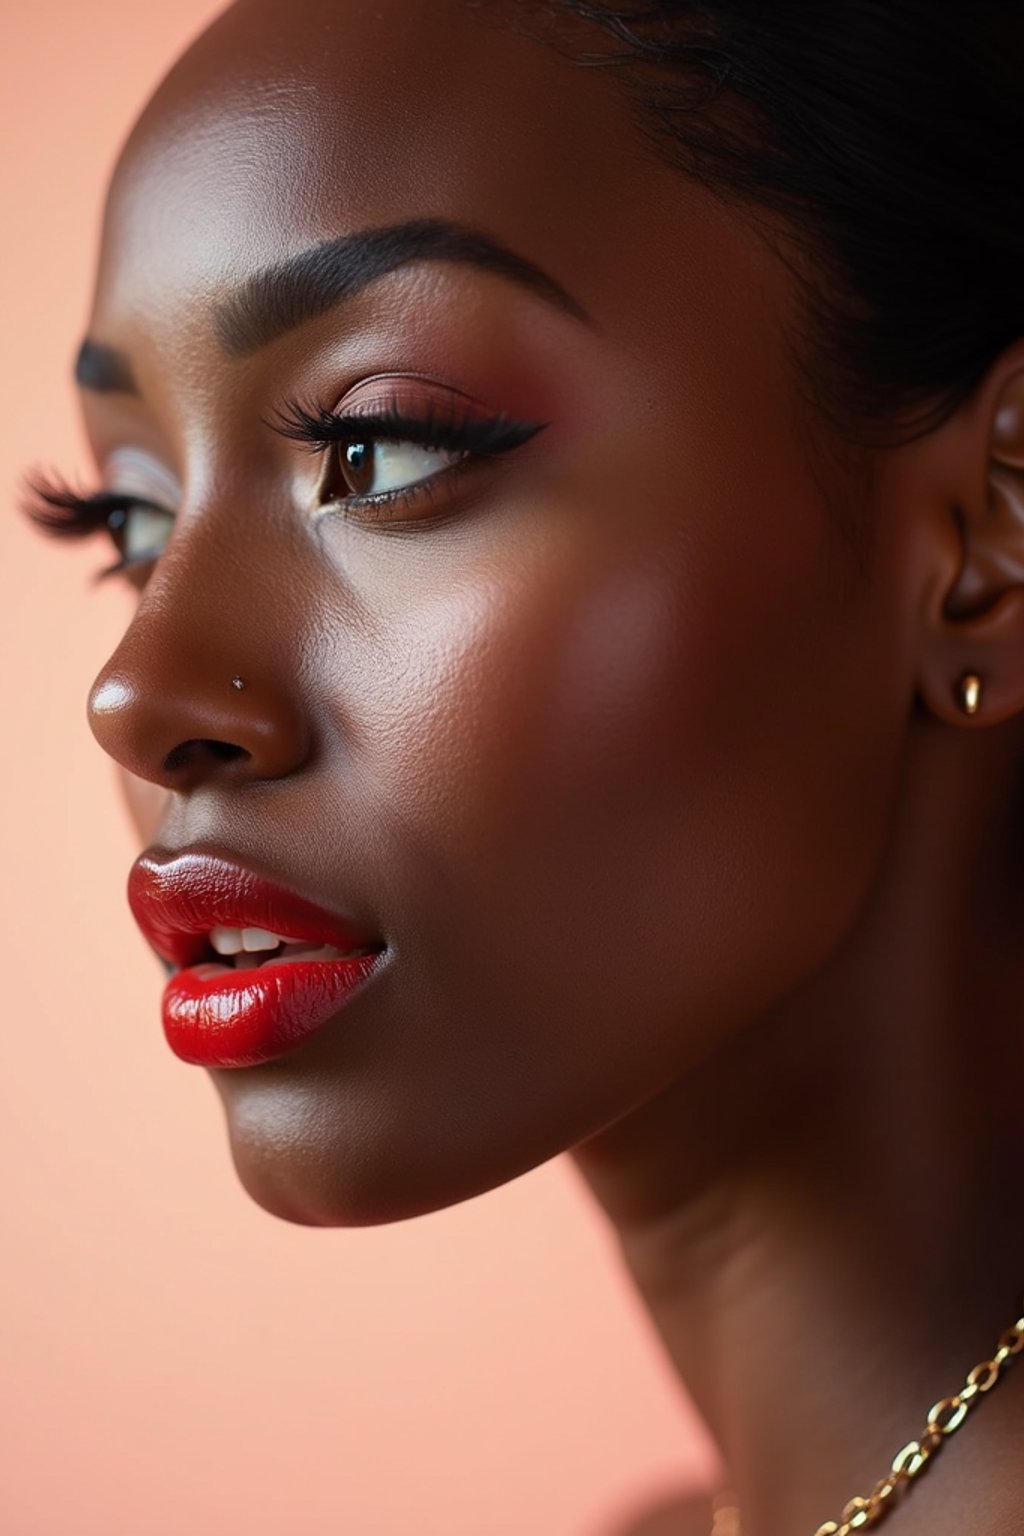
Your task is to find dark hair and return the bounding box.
[509,1,1024,452]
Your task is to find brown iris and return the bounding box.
[341,439,374,496]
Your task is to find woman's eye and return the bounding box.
[19,474,180,586]
[337,438,465,499]
[268,392,550,517]
[110,503,177,565]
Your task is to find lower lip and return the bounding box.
[161,953,386,1068]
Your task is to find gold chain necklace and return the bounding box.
[708,1293,1024,1536]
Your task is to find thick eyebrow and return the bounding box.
[74,339,139,395]
[212,217,594,357]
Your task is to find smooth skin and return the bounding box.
[74,1,1024,1532]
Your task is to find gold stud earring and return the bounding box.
[956,672,982,716]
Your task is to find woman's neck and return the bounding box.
[571,715,1024,1536]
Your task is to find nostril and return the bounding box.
[87,650,310,786]
[163,738,251,774]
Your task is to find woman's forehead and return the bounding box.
[92,0,649,330]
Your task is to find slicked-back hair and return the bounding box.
[499,1,1024,451]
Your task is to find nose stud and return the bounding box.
[956,672,982,715]
[231,676,246,692]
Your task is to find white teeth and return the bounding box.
[241,927,287,952]
[210,926,243,956]
[209,925,290,956]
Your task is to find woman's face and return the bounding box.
[82,0,913,1224]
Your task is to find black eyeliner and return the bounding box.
[268,398,547,457]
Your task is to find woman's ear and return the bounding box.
[916,343,1024,728]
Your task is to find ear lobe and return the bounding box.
[917,358,1024,727]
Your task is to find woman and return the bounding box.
[24,2,1024,1532]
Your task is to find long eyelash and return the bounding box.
[267,397,547,457]
[20,471,171,584]
[19,471,131,540]
[21,401,545,571]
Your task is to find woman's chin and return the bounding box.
[206,1066,545,1229]
[223,1124,435,1228]
[213,1092,424,1227]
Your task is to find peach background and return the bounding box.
[0,5,717,1533]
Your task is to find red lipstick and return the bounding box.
[128,851,387,1068]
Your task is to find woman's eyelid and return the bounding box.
[268,371,535,449]
[101,446,182,510]
[334,372,489,418]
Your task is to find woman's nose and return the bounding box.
[87,601,312,793]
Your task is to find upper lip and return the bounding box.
[128,848,385,970]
